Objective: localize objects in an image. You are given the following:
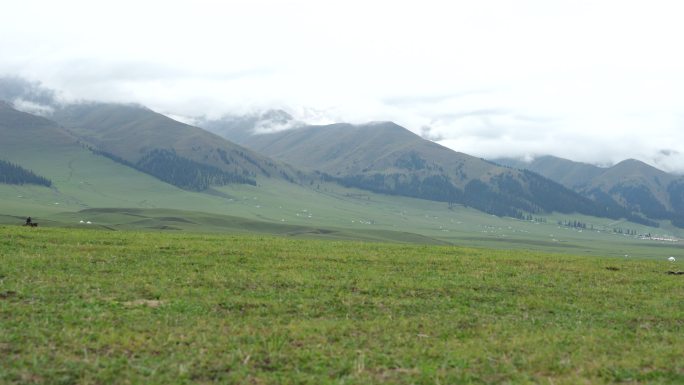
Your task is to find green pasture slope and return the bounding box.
[2,100,683,257]
[1,106,682,257]
[2,177,683,259]
[0,139,239,218]
[1,226,683,384]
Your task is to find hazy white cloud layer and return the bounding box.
[2,0,684,172]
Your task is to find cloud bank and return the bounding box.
[1,0,684,172]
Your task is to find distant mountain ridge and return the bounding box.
[50,103,302,190]
[232,122,624,220]
[3,77,682,228]
[494,156,605,189]
[494,155,684,227]
[0,100,302,193]
[0,101,81,152]
[0,101,315,217]
[198,109,301,144]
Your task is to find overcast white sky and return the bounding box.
[2,0,684,172]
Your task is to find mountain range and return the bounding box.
[225,121,615,219]
[1,88,683,229]
[199,118,683,226]
[495,156,684,227]
[51,103,302,190]
[197,109,300,144]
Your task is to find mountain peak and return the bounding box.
[50,102,299,186]
[611,158,666,175]
[614,158,644,166]
[364,121,410,131]
[366,120,401,127]
[356,121,422,139]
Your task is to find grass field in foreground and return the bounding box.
[1,226,683,384]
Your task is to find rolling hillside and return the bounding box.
[495,155,604,189]
[0,102,271,216]
[51,103,301,189]
[495,155,684,226]
[3,102,684,250]
[236,122,615,219]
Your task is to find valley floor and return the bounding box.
[2,179,683,260]
[1,227,683,384]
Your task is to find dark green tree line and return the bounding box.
[0,159,52,186]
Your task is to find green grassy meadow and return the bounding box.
[2,177,683,259]
[1,226,683,384]
[1,125,682,259]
